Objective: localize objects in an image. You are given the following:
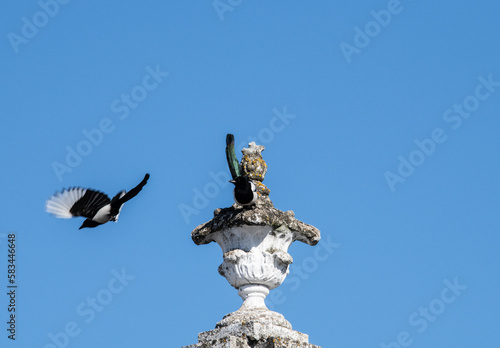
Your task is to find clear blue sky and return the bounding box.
[1,1,499,347]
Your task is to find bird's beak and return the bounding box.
[229,180,236,184]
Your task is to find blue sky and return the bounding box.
[1,0,499,347]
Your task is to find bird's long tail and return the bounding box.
[226,134,241,180]
[117,173,150,204]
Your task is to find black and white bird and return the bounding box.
[46,174,150,229]
[229,175,258,206]
[226,134,258,206]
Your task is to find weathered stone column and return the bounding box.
[184,142,321,348]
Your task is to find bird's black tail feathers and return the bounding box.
[118,173,150,204]
[226,134,242,180]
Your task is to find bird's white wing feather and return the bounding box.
[92,204,112,223]
[45,188,87,218]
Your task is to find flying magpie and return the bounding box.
[226,134,258,206]
[46,173,150,229]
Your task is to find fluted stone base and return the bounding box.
[183,309,320,348]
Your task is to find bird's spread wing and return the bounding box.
[46,188,110,219]
[70,189,111,218]
[226,134,241,180]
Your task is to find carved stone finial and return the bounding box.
[241,142,266,181]
[241,142,270,197]
[186,140,322,348]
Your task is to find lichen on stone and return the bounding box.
[191,200,320,247]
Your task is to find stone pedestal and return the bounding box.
[183,318,320,348]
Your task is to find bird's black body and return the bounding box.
[230,176,258,206]
[46,174,150,229]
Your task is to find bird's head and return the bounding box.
[79,220,101,230]
[229,176,250,188]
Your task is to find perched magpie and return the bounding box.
[46,174,150,229]
[230,175,258,206]
[226,134,258,206]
